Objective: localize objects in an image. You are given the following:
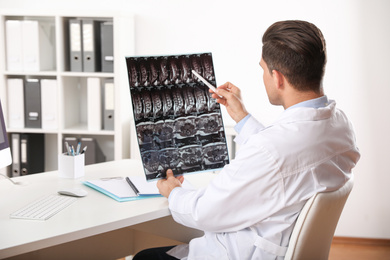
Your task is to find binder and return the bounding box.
[11,133,21,177]
[24,79,42,128]
[80,137,106,165]
[69,19,83,72]
[82,20,101,72]
[102,78,114,130]
[7,78,25,128]
[22,20,55,71]
[5,20,23,71]
[41,79,58,129]
[87,77,102,131]
[100,21,114,72]
[20,133,44,175]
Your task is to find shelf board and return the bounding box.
[60,72,114,78]
[62,124,115,136]
[6,128,59,134]
[4,71,57,76]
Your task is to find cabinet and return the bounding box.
[0,10,134,175]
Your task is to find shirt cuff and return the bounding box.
[234,114,252,133]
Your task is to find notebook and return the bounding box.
[83,176,194,202]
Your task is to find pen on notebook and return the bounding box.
[126,177,140,195]
[191,70,223,98]
[80,146,88,154]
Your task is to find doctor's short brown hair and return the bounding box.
[262,20,327,93]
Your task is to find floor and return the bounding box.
[329,237,390,260]
[119,238,390,260]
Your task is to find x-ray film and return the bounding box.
[126,53,229,181]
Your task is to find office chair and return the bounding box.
[284,176,354,260]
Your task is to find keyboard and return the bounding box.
[10,195,77,220]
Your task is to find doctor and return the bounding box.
[134,20,360,260]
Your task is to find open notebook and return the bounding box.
[83,176,194,202]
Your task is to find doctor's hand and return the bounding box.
[211,82,249,123]
[157,169,184,198]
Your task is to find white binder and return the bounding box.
[22,20,55,71]
[7,78,25,129]
[87,77,102,131]
[69,19,83,72]
[103,78,114,130]
[41,79,58,129]
[5,20,23,71]
[82,20,100,72]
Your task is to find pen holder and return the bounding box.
[58,153,85,179]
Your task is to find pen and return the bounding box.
[65,142,71,155]
[76,142,81,155]
[126,177,140,195]
[80,146,88,154]
[191,70,223,98]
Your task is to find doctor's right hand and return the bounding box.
[212,82,249,123]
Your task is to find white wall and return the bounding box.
[1,0,389,239]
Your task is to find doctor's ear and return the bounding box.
[272,69,285,89]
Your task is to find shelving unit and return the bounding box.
[0,10,134,175]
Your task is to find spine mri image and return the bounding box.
[126,53,229,180]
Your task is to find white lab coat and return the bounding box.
[167,100,360,260]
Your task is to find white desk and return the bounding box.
[0,159,211,259]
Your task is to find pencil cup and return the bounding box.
[58,153,85,179]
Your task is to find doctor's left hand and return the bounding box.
[157,169,184,198]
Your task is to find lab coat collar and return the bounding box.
[275,99,336,125]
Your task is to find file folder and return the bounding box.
[80,137,106,165]
[5,20,23,71]
[24,79,42,128]
[7,78,25,129]
[103,78,114,130]
[22,20,55,71]
[83,176,163,202]
[11,133,21,177]
[41,79,58,129]
[69,19,83,72]
[20,133,44,175]
[87,77,102,131]
[100,21,114,72]
[82,20,101,72]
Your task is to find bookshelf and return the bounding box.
[0,10,134,175]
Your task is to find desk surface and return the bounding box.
[0,159,215,259]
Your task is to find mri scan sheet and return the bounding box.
[126,53,229,181]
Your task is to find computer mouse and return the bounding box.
[58,188,88,197]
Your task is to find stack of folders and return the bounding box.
[63,137,106,165]
[10,133,44,177]
[5,20,55,72]
[69,19,114,72]
[7,78,57,130]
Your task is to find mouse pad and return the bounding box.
[126,53,230,181]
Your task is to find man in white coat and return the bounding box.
[133,20,360,260]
